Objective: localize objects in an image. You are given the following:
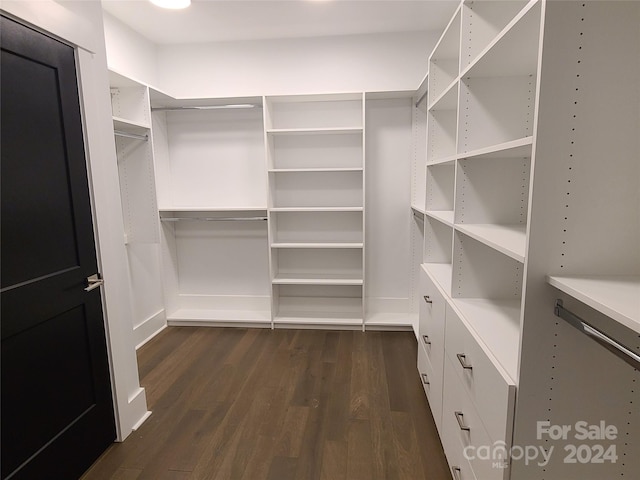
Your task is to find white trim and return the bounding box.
[134,310,167,350]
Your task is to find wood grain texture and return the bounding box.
[81,327,450,480]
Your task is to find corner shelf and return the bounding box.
[547,275,640,334]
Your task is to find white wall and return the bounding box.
[156,31,438,98]
[102,11,439,98]
[1,0,149,442]
[103,11,159,87]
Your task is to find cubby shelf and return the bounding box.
[270,207,363,212]
[427,79,459,111]
[270,242,363,249]
[269,167,363,173]
[425,210,454,226]
[272,273,363,285]
[113,116,150,133]
[547,275,640,334]
[266,127,363,135]
[455,223,526,263]
[457,136,533,161]
[426,154,457,166]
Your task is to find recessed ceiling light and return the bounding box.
[149,0,191,10]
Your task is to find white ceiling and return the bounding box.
[102,0,459,45]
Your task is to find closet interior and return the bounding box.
[107,1,639,479]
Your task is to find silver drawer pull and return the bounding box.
[84,273,104,292]
[455,411,470,431]
[456,353,473,370]
[421,373,429,385]
[423,295,433,304]
[452,467,462,480]
[422,335,431,345]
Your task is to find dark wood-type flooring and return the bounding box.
[82,327,450,480]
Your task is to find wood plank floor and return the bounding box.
[82,327,450,480]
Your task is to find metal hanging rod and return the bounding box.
[554,299,640,370]
[151,104,261,112]
[114,130,148,141]
[415,89,428,108]
[161,216,268,222]
[413,211,424,222]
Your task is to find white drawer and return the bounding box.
[417,339,443,430]
[441,413,478,480]
[445,303,516,446]
[442,357,510,480]
[419,266,446,380]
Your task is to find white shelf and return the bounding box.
[427,79,459,111]
[271,242,363,249]
[274,314,363,326]
[160,207,267,213]
[269,207,363,212]
[272,273,363,285]
[426,154,458,166]
[266,127,363,135]
[547,275,640,334]
[268,167,363,173]
[457,136,533,160]
[411,204,427,215]
[455,224,526,262]
[423,263,453,297]
[167,308,271,323]
[113,116,150,133]
[425,210,454,226]
[365,313,415,327]
[450,297,521,381]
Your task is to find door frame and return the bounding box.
[0,1,150,442]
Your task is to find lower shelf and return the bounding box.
[274,313,363,326]
[364,312,415,328]
[167,308,271,324]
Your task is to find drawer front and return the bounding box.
[441,411,478,480]
[417,339,443,430]
[445,304,516,445]
[419,267,446,377]
[442,357,509,480]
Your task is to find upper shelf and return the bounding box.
[547,275,640,334]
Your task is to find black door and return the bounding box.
[1,15,116,480]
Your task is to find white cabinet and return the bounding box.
[417,1,640,479]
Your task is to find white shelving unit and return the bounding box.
[151,93,271,327]
[265,93,366,328]
[417,1,640,479]
[109,71,165,348]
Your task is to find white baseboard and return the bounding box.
[134,309,167,349]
